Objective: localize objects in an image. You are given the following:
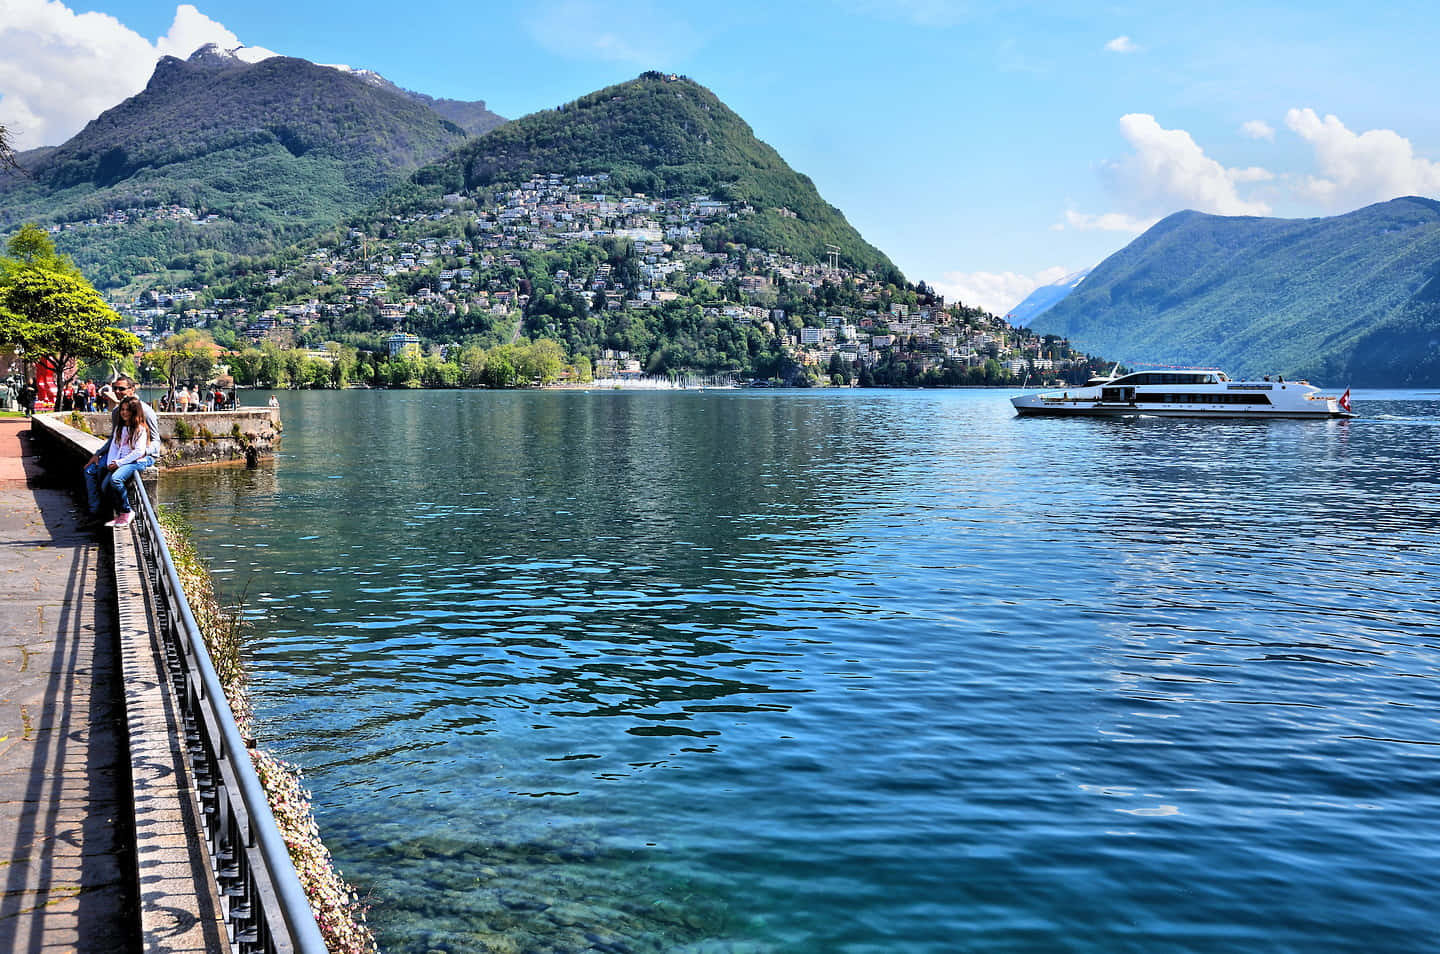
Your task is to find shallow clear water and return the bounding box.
[160,388,1440,954]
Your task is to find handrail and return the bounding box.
[131,478,329,954]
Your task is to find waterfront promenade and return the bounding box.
[0,417,136,952]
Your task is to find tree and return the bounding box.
[0,122,19,177]
[228,347,264,386]
[516,338,564,384]
[0,227,140,396]
[2,225,72,272]
[147,329,221,387]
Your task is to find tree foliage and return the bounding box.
[144,329,222,386]
[0,225,141,390]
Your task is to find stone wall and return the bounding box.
[58,408,281,467]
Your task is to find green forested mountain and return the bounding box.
[412,72,901,281]
[1029,197,1440,386]
[0,45,499,288]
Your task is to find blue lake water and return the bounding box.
[159,388,1440,954]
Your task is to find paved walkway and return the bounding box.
[0,417,137,952]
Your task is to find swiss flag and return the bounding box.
[1339,387,1352,412]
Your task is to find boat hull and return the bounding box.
[1011,401,1351,419]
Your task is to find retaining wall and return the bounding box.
[59,408,280,467]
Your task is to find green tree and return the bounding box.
[147,329,220,387]
[517,339,564,384]
[482,344,520,388]
[0,227,140,397]
[258,345,285,387]
[228,347,265,386]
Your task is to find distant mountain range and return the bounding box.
[1007,267,1092,326]
[0,45,502,287]
[7,46,1440,387]
[1028,197,1440,386]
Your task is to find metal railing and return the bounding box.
[130,478,328,954]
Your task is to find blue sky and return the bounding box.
[4,1,1440,314]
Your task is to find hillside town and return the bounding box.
[105,173,1102,386]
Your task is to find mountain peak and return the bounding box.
[409,70,895,276]
[187,43,246,68]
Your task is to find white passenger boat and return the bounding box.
[1011,369,1354,418]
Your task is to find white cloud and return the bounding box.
[1241,119,1275,141]
[932,266,1072,317]
[0,1,275,149]
[1057,114,1271,238]
[1105,35,1140,53]
[1285,107,1440,208]
[1062,210,1158,233]
[524,0,702,65]
[1103,113,1273,216]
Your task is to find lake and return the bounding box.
[158,387,1440,954]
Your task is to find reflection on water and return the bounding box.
[162,389,1440,954]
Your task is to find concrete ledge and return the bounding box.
[47,409,280,468]
[112,522,228,953]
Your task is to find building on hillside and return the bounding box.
[387,333,422,359]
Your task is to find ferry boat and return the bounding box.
[1011,369,1354,419]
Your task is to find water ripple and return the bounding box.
[162,389,1440,954]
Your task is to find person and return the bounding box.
[83,376,160,525]
[17,380,35,417]
[95,397,160,528]
[267,394,279,409]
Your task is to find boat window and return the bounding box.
[1111,371,1217,386]
[1134,392,1272,405]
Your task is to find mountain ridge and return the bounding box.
[1008,267,1092,326]
[0,45,502,287]
[1027,197,1440,385]
[409,72,901,280]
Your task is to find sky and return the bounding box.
[4,0,1440,315]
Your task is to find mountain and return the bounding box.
[1007,267,1092,326]
[0,45,501,289]
[410,72,900,280]
[332,66,506,137]
[1027,197,1440,386]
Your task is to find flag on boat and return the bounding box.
[1339,387,1352,412]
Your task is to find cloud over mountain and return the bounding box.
[933,265,1073,317]
[1286,108,1440,209]
[1103,113,1273,217]
[0,0,275,149]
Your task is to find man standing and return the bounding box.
[83,376,160,524]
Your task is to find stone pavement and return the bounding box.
[0,417,138,952]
